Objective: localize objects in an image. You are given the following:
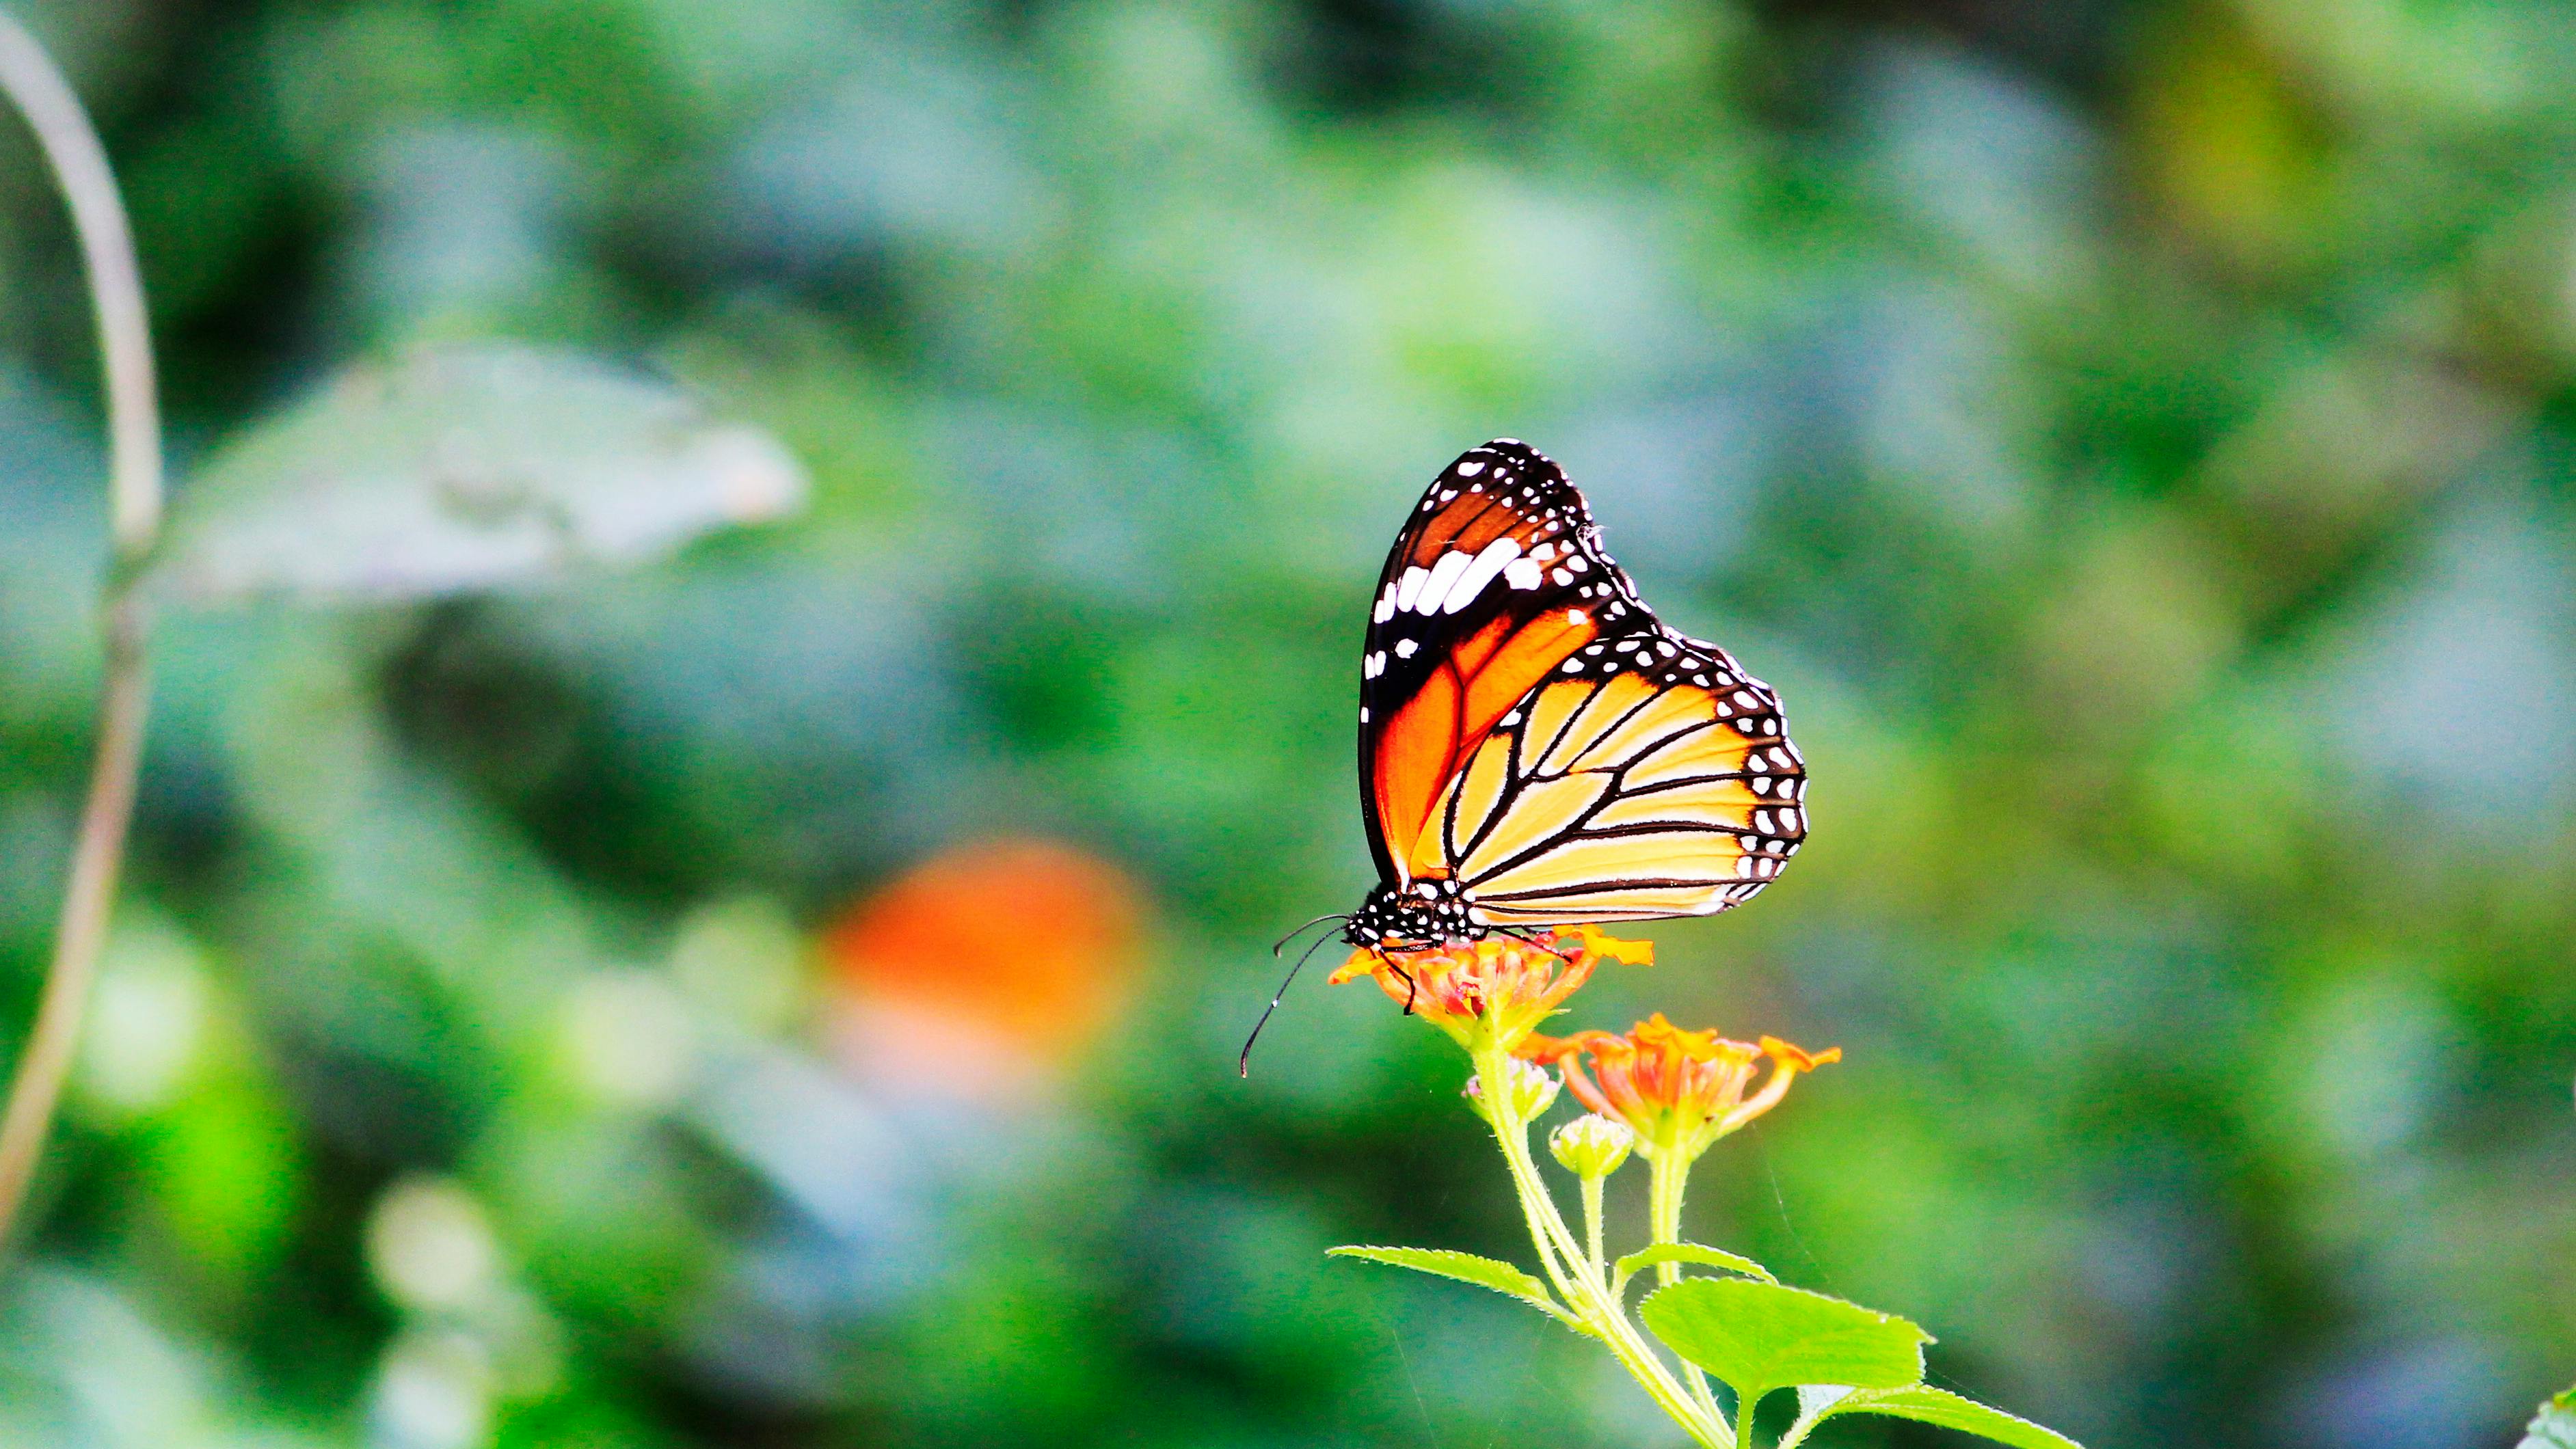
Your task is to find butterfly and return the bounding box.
[1242,441,1806,1072]
[1339,439,1806,951]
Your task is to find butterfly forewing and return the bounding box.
[1357,441,1652,885]
[1358,439,1806,926]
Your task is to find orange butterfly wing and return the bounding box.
[1356,442,1632,886]
[1356,440,1806,923]
[1372,606,1597,882]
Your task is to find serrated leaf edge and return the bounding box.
[1784,1383,2084,1449]
[1326,1245,1586,1332]
[1639,1278,1933,1421]
[1611,1241,1777,1297]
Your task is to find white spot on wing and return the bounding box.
[1393,565,1432,612]
[1442,537,1523,614]
[1412,549,1475,615]
[1505,558,1544,590]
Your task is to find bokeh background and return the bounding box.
[0,0,2571,1445]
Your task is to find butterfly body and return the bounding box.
[1342,440,1806,951]
[1343,878,1474,949]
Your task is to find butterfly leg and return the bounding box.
[1378,949,1419,1015]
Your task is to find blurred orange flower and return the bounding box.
[824,838,1143,1098]
[1529,1015,1836,1161]
[1328,926,1650,1055]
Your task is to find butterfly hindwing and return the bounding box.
[1447,645,1806,923]
[1357,439,1806,926]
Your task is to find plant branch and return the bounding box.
[1472,1054,1585,1306]
[1651,1148,1729,1428]
[0,9,165,1250]
[1648,1151,1687,1284]
[0,14,159,559]
[1477,1042,1730,1449]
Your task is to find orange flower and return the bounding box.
[824,838,1144,1099]
[1328,926,1651,1055]
[1529,1015,1838,1161]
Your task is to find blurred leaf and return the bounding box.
[1797,1384,2084,1449]
[148,343,807,605]
[138,1076,301,1286]
[1639,1279,1927,1413]
[2521,1387,2576,1449]
[1613,1242,1777,1294]
[1325,1246,1574,1325]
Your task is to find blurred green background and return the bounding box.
[1,0,2572,1445]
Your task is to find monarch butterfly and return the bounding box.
[1339,439,1806,950]
[1243,441,1806,1072]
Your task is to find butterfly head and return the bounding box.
[1344,877,1481,950]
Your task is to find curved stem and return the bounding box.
[1477,1044,1730,1449]
[0,14,160,558]
[0,11,165,1251]
[0,608,148,1236]
[1472,1057,1584,1305]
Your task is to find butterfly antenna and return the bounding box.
[1271,912,1350,958]
[1239,929,1343,1079]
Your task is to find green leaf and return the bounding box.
[1820,1385,2084,1449]
[1639,1278,1928,1414]
[149,342,807,606]
[1612,1242,1777,1295]
[2521,1387,2576,1449]
[1326,1246,1569,1321]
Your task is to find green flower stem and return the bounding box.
[1474,1040,1730,1449]
[1580,1171,1607,1280]
[1649,1147,1730,1431]
[1647,1149,1687,1283]
[1473,1062,1585,1303]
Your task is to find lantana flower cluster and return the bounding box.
[1321,923,2083,1449]
[1328,925,1844,1449]
[1330,927,1835,1161]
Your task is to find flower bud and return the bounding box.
[1548,1113,1636,1178]
[1464,1056,1560,1121]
